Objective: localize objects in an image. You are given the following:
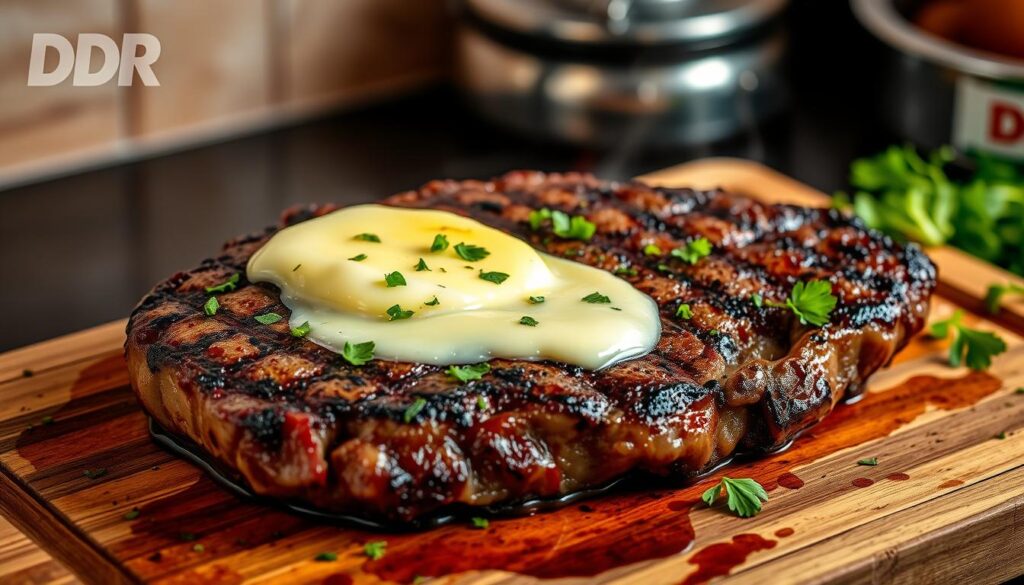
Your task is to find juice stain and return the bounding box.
[774,528,795,538]
[852,478,875,488]
[777,472,805,490]
[680,534,777,585]
[887,472,911,481]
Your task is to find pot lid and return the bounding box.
[465,0,788,46]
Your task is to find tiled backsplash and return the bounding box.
[0,0,451,186]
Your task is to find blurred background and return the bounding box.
[1,0,1024,352]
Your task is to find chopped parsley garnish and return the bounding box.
[1017,387,1024,394]
[454,242,490,262]
[751,293,763,308]
[671,237,712,265]
[857,457,878,466]
[479,270,509,285]
[254,312,283,325]
[290,321,311,338]
[447,363,490,382]
[519,316,539,327]
[314,551,338,562]
[83,468,107,480]
[643,243,662,256]
[581,292,611,304]
[349,253,367,262]
[205,273,239,294]
[341,341,375,366]
[528,295,545,304]
[415,258,431,271]
[403,398,427,423]
[364,540,387,560]
[676,304,693,319]
[123,508,140,520]
[929,309,1007,370]
[476,395,489,410]
[767,280,837,327]
[528,208,596,240]
[615,266,638,277]
[985,282,1024,314]
[203,296,219,316]
[996,431,1007,440]
[385,271,407,287]
[701,477,768,518]
[353,233,381,242]
[471,517,489,529]
[41,415,54,425]
[431,234,449,252]
[293,264,301,272]
[386,304,414,320]
[425,296,440,306]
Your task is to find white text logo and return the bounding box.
[27,33,160,87]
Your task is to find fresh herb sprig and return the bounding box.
[766,280,837,327]
[448,363,490,382]
[985,282,1024,314]
[701,477,768,518]
[929,309,1007,370]
[671,237,712,265]
[528,208,596,241]
[342,341,375,366]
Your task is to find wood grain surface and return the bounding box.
[2,158,1023,585]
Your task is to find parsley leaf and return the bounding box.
[676,303,693,319]
[341,341,374,366]
[471,517,489,529]
[204,296,219,316]
[519,316,539,326]
[929,309,1007,370]
[123,508,140,520]
[701,477,768,518]
[431,234,449,252]
[354,233,381,242]
[385,271,407,287]
[364,540,387,560]
[415,258,430,272]
[528,208,596,240]
[205,273,239,294]
[671,238,712,265]
[448,363,490,382]
[476,395,489,410]
[643,243,662,256]
[985,282,1024,314]
[314,552,337,562]
[857,457,878,466]
[454,243,490,262]
[581,292,611,304]
[479,270,509,285]
[290,321,311,338]
[528,295,545,304]
[403,398,427,423]
[254,312,283,325]
[528,208,551,230]
[425,296,440,306]
[769,280,837,327]
[349,253,367,262]
[386,304,414,321]
[751,293,763,308]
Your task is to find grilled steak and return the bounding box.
[126,171,936,521]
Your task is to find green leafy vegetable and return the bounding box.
[454,242,490,262]
[676,303,693,319]
[123,508,140,520]
[447,363,490,382]
[701,477,768,518]
[314,552,337,562]
[403,398,427,423]
[425,296,440,306]
[985,282,1024,314]
[671,238,712,265]
[341,341,375,366]
[254,312,283,325]
[205,273,239,294]
[476,395,489,410]
[751,293,763,308]
[519,316,539,326]
[768,280,837,327]
[386,304,414,320]
[364,541,387,560]
[431,234,449,252]
[643,243,663,256]
[471,517,489,529]
[929,309,1007,370]
[203,296,219,316]
[581,292,611,304]
[528,208,596,240]
[996,432,1007,440]
[857,457,878,466]
[528,295,545,304]
[349,253,367,262]
[385,271,407,287]
[353,233,381,243]
[479,270,509,285]
[290,321,311,338]
[415,258,430,272]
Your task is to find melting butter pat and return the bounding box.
[247,204,660,370]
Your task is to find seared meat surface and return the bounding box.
[126,171,936,521]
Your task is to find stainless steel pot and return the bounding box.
[455,0,789,148]
[853,0,1024,159]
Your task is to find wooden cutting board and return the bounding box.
[2,158,1024,585]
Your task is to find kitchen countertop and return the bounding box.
[0,1,892,353]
